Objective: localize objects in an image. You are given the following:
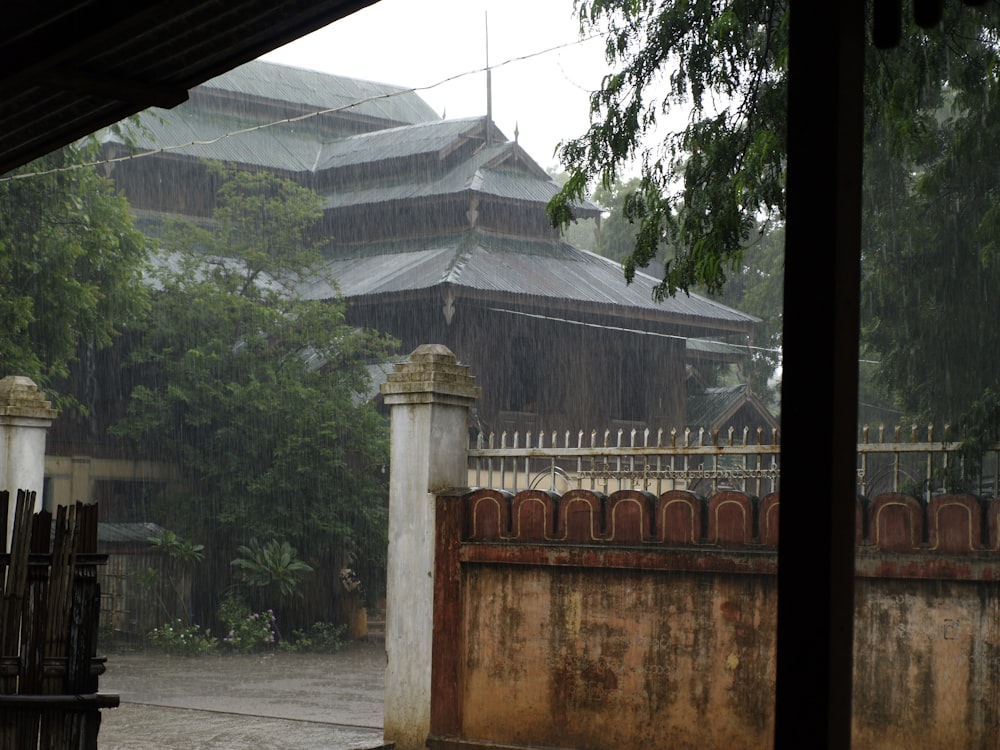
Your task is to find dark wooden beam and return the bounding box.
[0,0,382,175]
[775,2,864,748]
[34,68,188,108]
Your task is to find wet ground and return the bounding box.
[98,640,388,749]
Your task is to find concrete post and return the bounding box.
[380,345,479,750]
[0,376,57,547]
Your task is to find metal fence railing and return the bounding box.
[469,426,781,497]
[469,424,1000,501]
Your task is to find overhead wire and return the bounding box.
[486,306,782,356]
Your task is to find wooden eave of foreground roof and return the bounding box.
[0,0,381,175]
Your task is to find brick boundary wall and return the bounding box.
[426,488,1000,750]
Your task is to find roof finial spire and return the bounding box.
[485,11,492,146]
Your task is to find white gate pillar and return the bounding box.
[0,376,57,546]
[380,345,479,750]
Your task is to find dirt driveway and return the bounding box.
[98,640,387,750]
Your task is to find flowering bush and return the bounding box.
[218,598,277,653]
[147,620,216,655]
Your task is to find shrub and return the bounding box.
[231,538,313,604]
[218,597,277,653]
[281,622,347,653]
[147,620,216,655]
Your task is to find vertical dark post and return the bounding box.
[776,3,864,749]
[429,489,468,737]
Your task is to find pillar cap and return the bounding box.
[0,376,57,420]
[381,345,480,406]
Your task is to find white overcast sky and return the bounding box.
[259,0,610,170]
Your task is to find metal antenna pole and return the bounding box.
[485,11,492,146]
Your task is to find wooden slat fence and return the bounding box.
[0,490,117,750]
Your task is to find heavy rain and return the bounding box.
[2,1,1000,749]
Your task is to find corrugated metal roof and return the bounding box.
[104,69,597,214]
[101,61,442,172]
[685,384,778,431]
[98,522,168,545]
[319,137,601,215]
[103,105,327,173]
[300,232,758,331]
[686,385,749,429]
[204,60,439,126]
[315,117,485,171]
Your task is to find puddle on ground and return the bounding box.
[98,641,386,750]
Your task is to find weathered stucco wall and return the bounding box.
[461,566,776,749]
[853,577,1000,749]
[425,488,1000,750]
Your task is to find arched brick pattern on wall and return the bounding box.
[706,491,754,546]
[606,490,655,544]
[868,493,924,551]
[556,489,605,543]
[655,490,703,545]
[463,488,994,555]
[467,489,512,541]
[510,490,558,542]
[927,493,982,552]
[759,493,780,547]
[439,487,1000,750]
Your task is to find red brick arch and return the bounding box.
[655,490,703,545]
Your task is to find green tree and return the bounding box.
[551,1,1000,423]
[707,223,783,408]
[0,138,149,405]
[549,0,787,298]
[115,168,395,609]
[590,177,647,263]
[860,33,1000,422]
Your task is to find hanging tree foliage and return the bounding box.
[550,1,1000,423]
[549,0,787,298]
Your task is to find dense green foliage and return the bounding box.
[706,224,783,405]
[590,178,645,262]
[281,621,346,653]
[231,538,313,603]
[860,9,1000,422]
[0,140,149,405]
[552,1,1000,425]
[550,0,787,298]
[115,169,395,600]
